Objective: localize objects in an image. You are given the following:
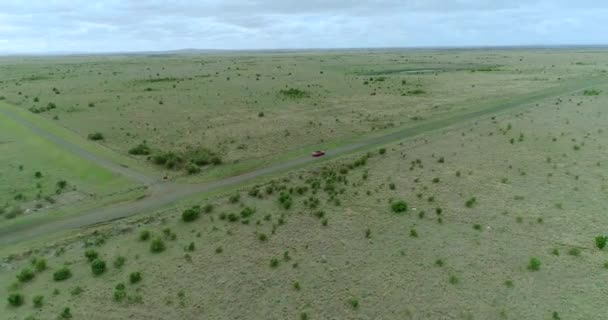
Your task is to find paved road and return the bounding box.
[1,76,606,245]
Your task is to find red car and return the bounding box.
[312,151,326,157]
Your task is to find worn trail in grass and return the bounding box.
[2,75,604,246]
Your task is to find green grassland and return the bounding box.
[2,63,608,319]
[0,104,143,224]
[1,49,606,181]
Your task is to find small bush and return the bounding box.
[128,143,151,155]
[113,256,126,268]
[528,257,541,271]
[33,295,44,308]
[7,293,24,307]
[70,286,84,296]
[182,206,200,222]
[280,88,308,99]
[130,272,142,284]
[270,258,279,268]
[410,228,418,237]
[87,132,104,141]
[449,275,459,285]
[60,307,72,319]
[139,230,150,241]
[53,267,72,281]
[568,248,581,257]
[349,298,359,309]
[16,268,35,282]
[583,89,601,96]
[595,236,607,250]
[391,201,408,213]
[84,249,98,262]
[150,238,165,253]
[465,197,477,208]
[91,259,106,275]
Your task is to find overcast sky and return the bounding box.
[0,0,606,54]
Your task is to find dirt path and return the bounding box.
[0,106,158,186]
[1,76,606,246]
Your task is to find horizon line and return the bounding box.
[2,43,608,57]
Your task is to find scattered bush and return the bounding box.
[139,230,150,241]
[568,248,581,257]
[270,258,279,268]
[16,268,35,282]
[449,275,459,285]
[33,295,44,308]
[465,197,477,208]
[128,143,151,155]
[391,201,408,213]
[528,257,541,271]
[113,256,126,268]
[7,293,24,307]
[91,259,106,275]
[349,298,359,309]
[53,267,72,281]
[87,132,104,141]
[182,206,201,222]
[84,249,98,262]
[60,307,72,319]
[595,236,607,250]
[129,272,142,284]
[280,88,308,99]
[583,89,601,96]
[70,286,84,296]
[150,238,165,253]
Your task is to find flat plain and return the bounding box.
[1,48,608,320]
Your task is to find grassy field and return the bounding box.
[2,48,608,320]
[1,49,606,181]
[0,103,143,225]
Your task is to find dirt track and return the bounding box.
[1,76,606,246]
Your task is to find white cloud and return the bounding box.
[0,0,606,53]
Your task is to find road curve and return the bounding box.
[1,76,606,245]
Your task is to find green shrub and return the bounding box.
[113,256,126,268]
[150,238,165,253]
[128,143,151,155]
[87,132,104,141]
[7,293,24,307]
[91,259,106,275]
[391,201,408,213]
[84,249,98,262]
[240,207,256,218]
[129,272,142,284]
[186,164,200,175]
[139,230,150,241]
[568,248,581,256]
[583,89,601,96]
[60,307,72,319]
[114,289,126,302]
[70,286,83,296]
[16,268,35,282]
[280,88,308,99]
[410,228,418,238]
[465,197,477,208]
[229,193,240,203]
[182,206,200,222]
[528,257,541,271]
[34,259,47,272]
[53,267,72,281]
[33,295,44,308]
[596,236,607,250]
[270,258,279,268]
[349,298,359,309]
